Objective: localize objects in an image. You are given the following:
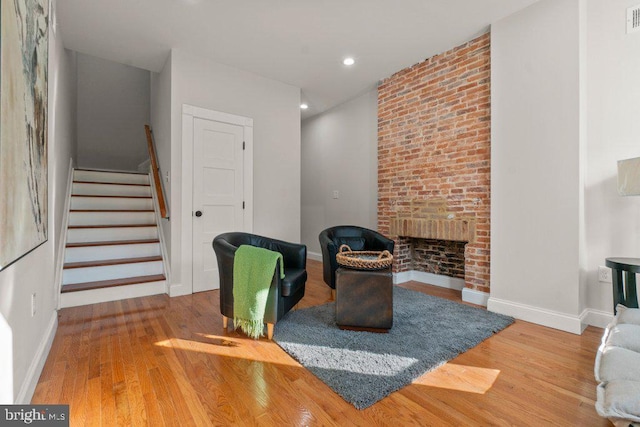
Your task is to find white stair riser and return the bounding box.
[60,280,166,308]
[67,226,158,243]
[74,170,149,185]
[71,196,153,211]
[63,261,164,285]
[69,211,155,226]
[65,243,161,263]
[72,183,151,197]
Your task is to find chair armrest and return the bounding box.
[319,233,340,288]
[325,241,339,269]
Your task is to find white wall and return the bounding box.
[76,53,150,171]
[585,0,640,316]
[0,0,76,402]
[301,89,378,256]
[489,0,586,333]
[168,49,301,295]
[150,54,172,261]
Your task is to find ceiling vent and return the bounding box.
[628,4,640,34]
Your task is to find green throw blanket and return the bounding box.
[233,245,284,339]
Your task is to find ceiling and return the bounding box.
[56,0,538,120]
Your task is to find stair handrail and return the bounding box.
[144,125,169,219]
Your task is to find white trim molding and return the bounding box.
[149,171,171,293]
[55,161,74,309]
[393,270,465,291]
[487,297,586,335]
[307,251,322,262]
[16,312,57,404]
[462,288,490,307]
[392,270,488,307]
[583,309,614,329]
[180,104,254,296]
[169,282,189,298]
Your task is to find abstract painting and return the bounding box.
[0,0,49,270]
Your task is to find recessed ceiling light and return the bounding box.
[300,103,309,110]
[343,57,355,66]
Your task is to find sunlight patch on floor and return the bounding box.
[284,343,419,376]
[413,363,500,394]
[154,335,301,367]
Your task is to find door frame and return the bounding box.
[179,104,253,296]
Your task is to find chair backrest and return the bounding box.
[217,232,253,248]
[214,232,307,269]
[319,226,395,288]
[321,225,393,252]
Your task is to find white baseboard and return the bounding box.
[462,288,489,307]
[487,297,584,334]
[393,270,464,291]
[169,282,190,297]
[307,251,322,262]
[16,312,58,404]
[583,309,613,329]
[393,271,412,284]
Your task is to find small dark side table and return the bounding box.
[335,267,393,332]
[605,257,640,314]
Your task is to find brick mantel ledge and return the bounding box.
[389,216,476,243]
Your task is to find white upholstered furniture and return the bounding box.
[595,305,640,426]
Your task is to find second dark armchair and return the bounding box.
[319,225,395,295]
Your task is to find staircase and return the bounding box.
[59,169,167,308]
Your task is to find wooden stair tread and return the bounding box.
[70,209,154,212]
[75,168,147,175]
[61,274,166,293]
[71,194,151,199]
[68,224,157,229]
[73,180,150,187]
[64,255,162,269]
[66,239,160,248]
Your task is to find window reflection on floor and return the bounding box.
[413,363,500,394]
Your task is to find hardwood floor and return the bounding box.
[33,260,610,426]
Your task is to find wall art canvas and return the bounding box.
[0,0,49,270]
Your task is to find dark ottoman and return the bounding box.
[335,267,393,332]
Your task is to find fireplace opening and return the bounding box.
[411,238,465,279]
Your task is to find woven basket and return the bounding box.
[335,244,393,270]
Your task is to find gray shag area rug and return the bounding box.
[273,286,514,409]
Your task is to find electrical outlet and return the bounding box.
[31,293,36,317]
[598,266,612,283]
[332,190,339,199]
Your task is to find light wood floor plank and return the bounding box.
[32,259,611,426]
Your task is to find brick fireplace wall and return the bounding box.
[377,33,491,293]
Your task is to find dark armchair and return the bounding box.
[319,225,395,296]
[212,232,307,339]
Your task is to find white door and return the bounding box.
[192,117,245,292]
